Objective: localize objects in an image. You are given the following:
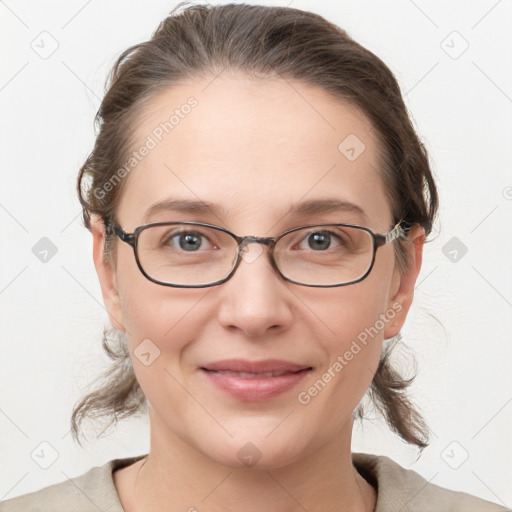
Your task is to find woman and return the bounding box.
[2,3,508,511]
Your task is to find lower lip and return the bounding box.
[201,368,311,401]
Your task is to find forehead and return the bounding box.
[117,72,391,232]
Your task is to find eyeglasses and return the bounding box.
[105,219,410,288]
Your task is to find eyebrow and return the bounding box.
[143,197,368,224]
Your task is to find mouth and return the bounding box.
[200,359,313,401]
[204,369,303,378]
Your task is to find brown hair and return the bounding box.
[72,2,438,448]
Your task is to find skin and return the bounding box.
[91,72,425,512]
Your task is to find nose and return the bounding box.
[216,242,293,338]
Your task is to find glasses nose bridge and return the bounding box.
[237,235,276,256]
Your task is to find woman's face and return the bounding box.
[93,72,423,469]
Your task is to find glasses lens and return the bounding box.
[274,225,374,285]
[137,224,238,286]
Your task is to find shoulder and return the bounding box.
[0,455,147,512]
[352,452,510,512]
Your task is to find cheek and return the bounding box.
[115,244,203,339]
[309,267,393,351]
[114,250,207,389]
[119,286,212,428]
[296,267,394,410]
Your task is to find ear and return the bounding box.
[91,215,126,332]
[383,225,425,339]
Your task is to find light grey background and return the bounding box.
[1,0,511,506]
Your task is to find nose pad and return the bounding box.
[238,241,265,265]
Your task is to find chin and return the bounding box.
[196,429,310,471]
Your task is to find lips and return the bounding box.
[201,358,310,374]
[208,370,292,378]
[200,359,312,401]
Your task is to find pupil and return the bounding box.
[179,233,201,251]
[309,232,330,250]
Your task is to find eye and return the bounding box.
[162,230,215,252]
[297,230,346,251]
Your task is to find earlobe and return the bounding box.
[91,215,126,332]
[383,226,425,339]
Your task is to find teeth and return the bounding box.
[213,370,289,378]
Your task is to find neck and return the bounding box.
[120,409,376,512]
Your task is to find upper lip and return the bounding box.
[201,359,311,373]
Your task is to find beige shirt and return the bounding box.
[1,452,509,511]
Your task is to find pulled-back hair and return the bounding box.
[73,2,438,449]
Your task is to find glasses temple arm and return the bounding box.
[104,219,136,245]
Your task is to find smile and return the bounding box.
[200,360,312,401]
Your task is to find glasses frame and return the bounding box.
[105,219,411,288]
